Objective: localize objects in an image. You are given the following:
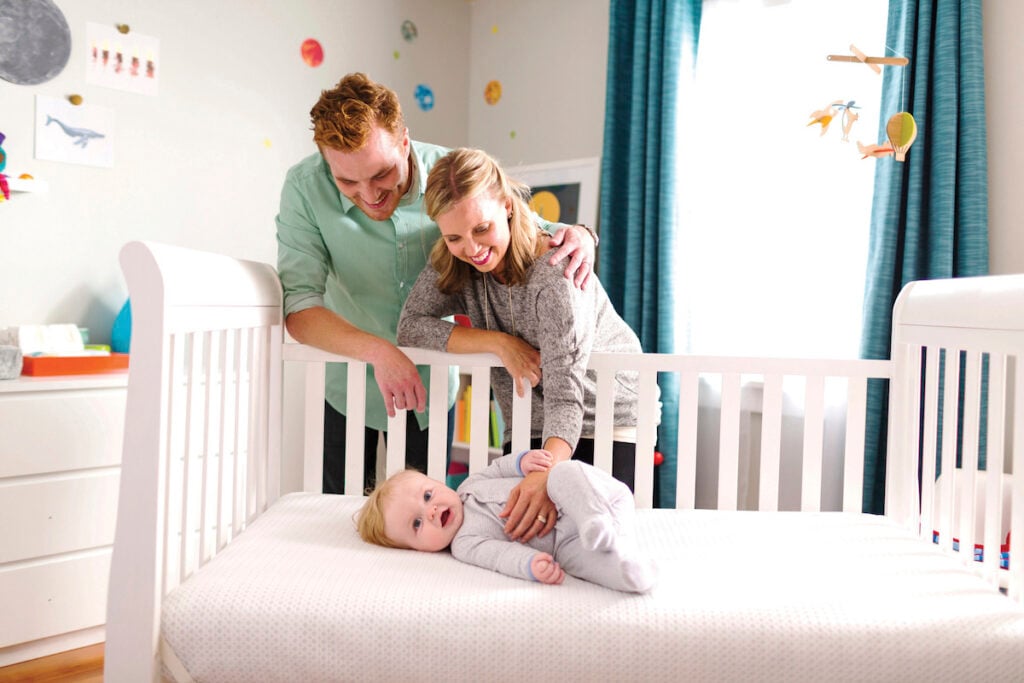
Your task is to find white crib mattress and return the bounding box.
[160,492,1024,682]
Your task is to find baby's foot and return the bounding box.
[622,556,658,593]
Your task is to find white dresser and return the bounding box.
[0,373,127,666]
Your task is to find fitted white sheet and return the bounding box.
[160,492,1024,683]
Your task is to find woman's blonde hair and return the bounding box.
[310,72,404,152]
[355,470,417,548]
[424,148,546,294]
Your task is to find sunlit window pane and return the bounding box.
[676,0,890,358]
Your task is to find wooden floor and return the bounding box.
[0,644,104,683]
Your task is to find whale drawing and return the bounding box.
[46,116,106,148]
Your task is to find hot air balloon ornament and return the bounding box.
[886,112,917,162]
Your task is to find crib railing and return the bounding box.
[283,344,893,512]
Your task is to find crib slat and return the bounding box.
[245,328,260,523]
[718,373,741,511]
[592,368,615,475]
[302,362,326,493]
[179,332,201,585]
[958,351,982,564]
[801,375,825,512]
[198,331,215,566]
[427,364,450,482]
[758,374,783,512]
[386,408,408,483]
[215,329,231,552]
[1010,358,1024,602]
[633,369,659,509]
[510,380,532,456]
[344,361,367,495]
[675,371,699,510]
[842,377,867,513]
[255,326,274,511]
[983,353,1006,584]
[230,329,245,537]
[163,333,183,597]
[938,349,961,554]
[468,367,491,474]
[919,347,939,539]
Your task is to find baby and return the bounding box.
[357,451,656,593]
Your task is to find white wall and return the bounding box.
[466,0,609,166]
[0,0,471,343]
[983,0,1024,276]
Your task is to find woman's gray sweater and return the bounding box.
[396,250,643,450]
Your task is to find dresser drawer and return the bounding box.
[0,387,126,477]
[0,471,120,564]
[0,549,111,648]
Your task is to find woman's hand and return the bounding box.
[499,471,557,542]
[530,553,564,585]
[495,335,541,398]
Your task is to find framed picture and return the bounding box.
[506,157,600,227]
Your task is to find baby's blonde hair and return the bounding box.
[355,469,419,548]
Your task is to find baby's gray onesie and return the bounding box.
[451,454,656,593]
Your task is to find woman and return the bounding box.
[397,148,652,543]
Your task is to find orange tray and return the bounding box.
[21,353,130,376]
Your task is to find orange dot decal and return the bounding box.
[301,39,323,67]
[484,80,502,105]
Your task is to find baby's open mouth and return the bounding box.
[441,509,451,526]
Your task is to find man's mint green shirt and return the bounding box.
[275,140,456,431]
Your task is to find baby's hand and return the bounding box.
[530,553,564,585]
[519,449,553,474]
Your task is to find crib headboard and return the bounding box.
[107,241,285,676]
[888,273,1024,597]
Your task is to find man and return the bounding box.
[276,72,598,494]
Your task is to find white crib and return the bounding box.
[104,241,1024,682]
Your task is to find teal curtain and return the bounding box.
[600,0,701,507]
[860,0,988,514]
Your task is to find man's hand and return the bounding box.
[547,224,596,290]
[368,343,427,417]
[530,553,565,585]
[285,307,426,417]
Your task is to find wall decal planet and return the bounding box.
[484,80,502,105]
[301,38,323,67]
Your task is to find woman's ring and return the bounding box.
[536,514,548,524]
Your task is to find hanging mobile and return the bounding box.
[886,112,917,162]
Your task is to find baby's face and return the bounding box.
[383,471,463,552]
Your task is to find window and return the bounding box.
[675,0,890,359]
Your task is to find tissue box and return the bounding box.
[0,345,22,379]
